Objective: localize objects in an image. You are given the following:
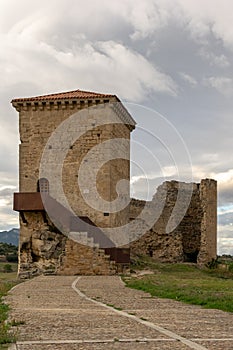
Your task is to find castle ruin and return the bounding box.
[12,89,217,278]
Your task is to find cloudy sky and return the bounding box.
[0,0,233,254]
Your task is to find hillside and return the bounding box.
[0,228,19,246]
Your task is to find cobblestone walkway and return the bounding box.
[5,276,233,350]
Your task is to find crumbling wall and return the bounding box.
[130,179,217,265]
[18,212,117,278]
[198,179,217,265]
[18,212,66,278]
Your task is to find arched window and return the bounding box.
[37,178,49,193]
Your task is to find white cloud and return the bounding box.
[1,0,233,49]
[116,0,233,51]
[192,167,233,190]
[0,186,18,231]
[190,167,233,209]
[214,170,233,207]
[1,23,178,102]
[175,0,233,50]
[213,169,233,184]
[95,41,178,100]
[203,77,233,97]
[1,0,232,103]
[179,72,197,87]
[161,165,177,177]
[126,0,170,40]
[198,49,230,68]
[0,209,18,231]
[217,240,233,256]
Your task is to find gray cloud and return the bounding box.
[198,49,230,68]
[0,188,15,198]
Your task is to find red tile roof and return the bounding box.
[11,89,120,103]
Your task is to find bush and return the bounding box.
[228,262,233,273]
[6,255,18,263]
[207,258,219,269]
[3,264,13,273]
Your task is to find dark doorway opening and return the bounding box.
[183,250,199,263]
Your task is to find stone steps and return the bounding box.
[68,231,100,248]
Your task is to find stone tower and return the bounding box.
[12,89,136,277]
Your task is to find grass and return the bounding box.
[124,257,233,313]
[0,263,19,346]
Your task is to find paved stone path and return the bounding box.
[5,276,233,350]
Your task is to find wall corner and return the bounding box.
[197,178,217,265]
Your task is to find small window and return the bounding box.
[37,178,49,193]
[104,212,109,216]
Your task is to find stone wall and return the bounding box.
[17,101,131,229]
[198,179,217,265]
[18,211,117,278]
[130,179,217,265]
[58,239,116,276]
[14,97,134,277]
[18,212,66,278]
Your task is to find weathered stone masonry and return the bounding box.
[12,89,217,277]
[12,90,135,277]
[130,179,217,265]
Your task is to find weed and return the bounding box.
[106,303,123,311]
[106,303,114,307]
[140,317,148,321]
[113,306,123,311]
[11,319,25,327]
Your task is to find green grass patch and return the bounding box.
[124,257,233,313]
[0,264,19,345]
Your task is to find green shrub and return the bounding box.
[6,255,18,263]
[228,262,233,273]
[3,265,12,273]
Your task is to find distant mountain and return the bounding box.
[0,228,19,246]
